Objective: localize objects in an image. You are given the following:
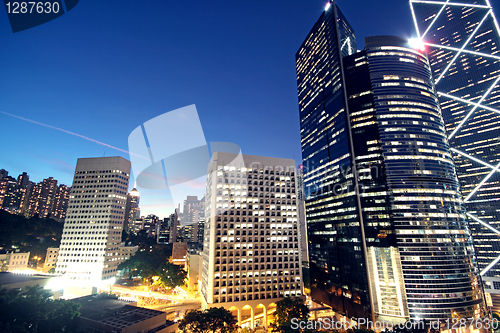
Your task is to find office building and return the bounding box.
[296,1,484,322]
[181,195,205,245]
[124,187,140,233]
[296,0,363,319]
[409,0,500,292]
[169,210,179,243]
[55,156,131,297]
[348,35,483,321]
[201,152,303,329]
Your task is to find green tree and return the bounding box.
[179,307,238,333]
[270,297,310,333]
[153,263,187,289]
[117,244,173,281]
[0,285,80,333]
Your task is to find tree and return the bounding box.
[270,297,310,333]
[117,244,172,281]
[0,285,80,332]
[179,307,238,333]
[153,263,187,289]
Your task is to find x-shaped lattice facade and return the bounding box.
[410,0,500,277]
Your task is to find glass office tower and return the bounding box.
[297,1,484,321]
[409,0,500,289]
[296,0,368,319]
[344,35,484,321]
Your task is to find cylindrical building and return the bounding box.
[344,35,484,321]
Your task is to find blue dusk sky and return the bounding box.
[2,0,498,218]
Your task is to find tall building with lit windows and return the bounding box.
[55,157,130,297]
[296,0,484,323]
[124,187,140,233]
[409,0,500,294]
[296,0,368,320]
[201,152,303,329]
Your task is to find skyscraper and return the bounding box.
[346,35,483,321]
[55,156,131,297]
[201,152,303,329]
[297,1,484,322]
[296,0,366,319]
[182,195,205,244]
[124,187,140,233]
[409,0,500,294]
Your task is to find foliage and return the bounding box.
[179,307,238,333]
[117,244,173,279]
[0,285,80,332]
[117,243,185,288]
[270,297,311,333]
[152,262,187,289]
[0,210,62,262]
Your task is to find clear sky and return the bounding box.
[2,0,499,218]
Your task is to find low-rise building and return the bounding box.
[0,251,30,272]
[73,295,177,333]
[117,244,139,266]
[43,247,59,273]
[172,242,188,266]
[0,272,62,298]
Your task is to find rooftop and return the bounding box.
[73,295,167,329]
[0,272,51,287]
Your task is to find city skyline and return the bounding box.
[0,0,461,218]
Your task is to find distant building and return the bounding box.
[0,170,70,220]
[143,214,160,238]
[196,221,204,244]
[0,252,30,272]
[168,210,179,243]
[43,247,59,273]
[117,244,138,266]
[186,244,203,296]
[0,176,17,209]
[124,188,140,233]
[172,242,188,266]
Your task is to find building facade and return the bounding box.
[345,35,483,321]
[201,152,303,329]
[297,0,484,322]
[124,187,140,233]
[296,0,366,319]
[55,156,131,296]
[0,252,30,272]
[409,0,500,293]
[43,247,60,273]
